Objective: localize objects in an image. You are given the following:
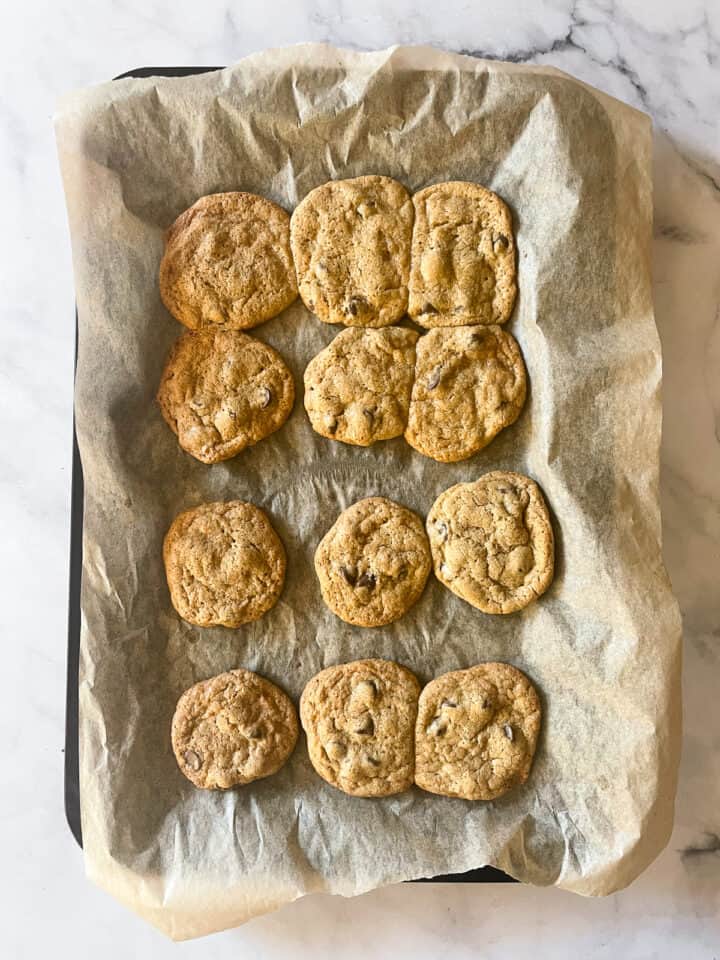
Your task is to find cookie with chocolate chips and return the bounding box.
[172,668,299,789]
[314,497,432,627]
[427,472,554,615]
[290,176,414,327]
[300,659,420,797]
[303,326,418,445]
[163,500,286,627]
[414,662,541,800]
[404,325,527,462]
[157,328,295,464]
[408,181,517,327]
[159,191,297,331]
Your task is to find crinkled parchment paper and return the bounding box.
[55,44,682,940]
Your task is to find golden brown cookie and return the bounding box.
[290,176,413,327]
[408,181,516,327]
[157,328,295,464]
[427,472,554,615]
[163,501,286,627]
[404,325,527,462]
[314,497,431,627]
[414,662,541,800]
[172,669,299,789]
[303,326,418,445]
[159,192,297,331]
[300,659,420,797]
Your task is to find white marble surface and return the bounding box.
[2,0,719,955]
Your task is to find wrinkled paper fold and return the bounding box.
[55,44,682,941]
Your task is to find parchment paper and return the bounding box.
[55,44,683,941]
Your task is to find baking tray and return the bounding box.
[65,64,514,885]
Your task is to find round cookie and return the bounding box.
[290,175,413,327]
[172,669,299,789]
[314,497,431,627]
[163,501,286,627]
[159,192,297,331]
[157,328,295,464]
[300,659,420,797]
[427,472,554,615]
[303,326,418,446]
[404,325,526,462]
[408,181,517,328]
[414,662,541,800]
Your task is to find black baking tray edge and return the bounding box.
[65,65,515,885]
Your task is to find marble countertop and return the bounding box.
[3,0,719,955]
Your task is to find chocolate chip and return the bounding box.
[184,749,202,771]
[345,295,368,317]
[356,572,376,589]
[366,756,381,766]
[482,698,492,710]
[325,740,347,760]
[436,521,448,542]
[426,365,443,390]
[341,565,358,586]
[258,387,272,408]
[504,724,514,741]
[355,716,375,735]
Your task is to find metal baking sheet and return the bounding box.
[64,64,514,885]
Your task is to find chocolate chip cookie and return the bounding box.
[159,192,297,331]
[172,669,299,789]
[314,497,431,627]
[300,659,420,797]
[404,325,527,462]
[408,181,517,327]
[427,472,554,615]
[163,501,286,627]
[157,328,295,464]
[290,176,413,327]
[303,326,418,445]
[414,662,541,800]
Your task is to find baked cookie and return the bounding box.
[290,176,413,327]
[303,326,418,445]
[163,501,286,627]
[427,472,554,615]
[172,669,298,789]
[414,662,541,800]
[300,659,420,797]
[159,192,297,331]
[408,181,516,327]
[404,326,526,462]
[314,497,431,627]
[157,328,295,464]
